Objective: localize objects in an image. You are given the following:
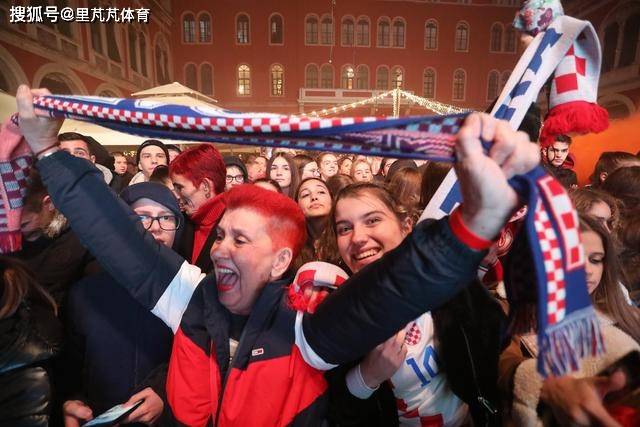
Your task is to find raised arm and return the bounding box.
[17,86,203,332]
[297,113,540,368]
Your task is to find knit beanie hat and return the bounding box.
[0,114,33,253]
[288,261,349,313]
[120,182,181,218]
[136,139,169,165]
[513,0,609,146]
[223,155,248,182]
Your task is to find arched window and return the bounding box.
[423,68,436,98]
[487,70,499,100]
[453,69,466,100]
[392,19,405,48]
[425,20,438,50]
[356,65,369,89]
[455,22,469,51]
[620,14,640,67]
[490,23,502,52]
[201,63,213,95]
[270,14,283,44]
[237,64,251,95]
[377,18,390,47]
[356,17,370,46]
[376,66,389,90]
[603,23,619,72]
[342,17,354,46]
[320,64,333,88]
[199,14,212,43]
[183,13,195,43]
[39,73,73,95]
[341,65,355,89]
[271,64,284,96]
[306,16,319,44]
[321,16,333,45]
[128,29,138,72]
[505,26,516,52]
[392,67,403,89]
[185,63,197,90]
[236,14,250,44]
[501,71,510,91]
[305,64,319,88]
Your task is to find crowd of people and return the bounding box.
[1,84,639,427]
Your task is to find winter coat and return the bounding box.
[0,300,62,427]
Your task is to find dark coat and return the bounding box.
[62,271,174,416]
[11,228,100,309]
[0,300,62,427]
[326,281,506,427]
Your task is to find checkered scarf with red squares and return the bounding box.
[0,114,33,254]
[510,167,604,376]
[288,261,349,313]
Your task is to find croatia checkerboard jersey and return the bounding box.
[391,313,468,427]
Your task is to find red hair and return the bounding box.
[169,144,225,195]
[225,184,307,258]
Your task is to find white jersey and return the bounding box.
[390,313,468,427]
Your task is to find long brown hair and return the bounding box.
[569,187,620,233]
[317,182,414,272]
[387,167,422,212]
[0,256,57,319]
[580,215,640,344]
[267,153,300,199]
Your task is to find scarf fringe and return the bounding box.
[540,100,609,147]
[0,231,22,254]
[537,306,605,377]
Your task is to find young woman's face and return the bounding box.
[334,193,409,273]
[301,161,321,180]
[339,158,353,175]
[353,162,373,183]
[581,229,604,295]
[270,156,292,188]
[297,180,331,219]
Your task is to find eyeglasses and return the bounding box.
[138,214,180,231]
[226,175,245,183]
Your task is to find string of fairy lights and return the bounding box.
[298,88,470,118]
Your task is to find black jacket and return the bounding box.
[326,281,506,427]
[11,228,99,310]
[62,271,174,417]
[0,300,62,427]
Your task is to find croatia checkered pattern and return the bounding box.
[538,176,584,271]
[534,200,566,325]
[405,322,422,346]
[550,42,598,107]
[0,156,31,210]
[33,95,467,162]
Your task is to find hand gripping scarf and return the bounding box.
[22,92,603,377]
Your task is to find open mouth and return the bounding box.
[215,266,239,292]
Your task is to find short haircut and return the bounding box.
[554,134,572,145]
[225,184,306,259]
[111,151,125,158]
[58,132,94,156]
[169,144,226,195]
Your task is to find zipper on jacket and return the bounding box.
[214,325,249,426]
[459,324,497,425]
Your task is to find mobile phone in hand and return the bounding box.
[82,399,144,427]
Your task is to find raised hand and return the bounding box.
[15,85,63,155]
[455,113,540,241]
